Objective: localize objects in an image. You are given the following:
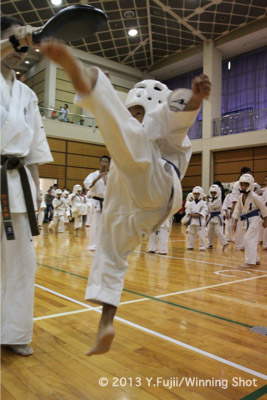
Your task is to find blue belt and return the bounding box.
[240,209,260,230]
[206,211,222,226]
[163,158,180,179]
[188,216,202,226]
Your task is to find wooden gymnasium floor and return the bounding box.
[2,222,267,400]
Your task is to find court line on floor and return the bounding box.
[135,251,267,272]
[240,385,267,400]
[34,284,267,381]
[34,273,267,328]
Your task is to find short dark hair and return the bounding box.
[1,16,23,34]
[240,166,251,175]
[100,155,110,162]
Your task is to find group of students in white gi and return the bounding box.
[183,172,267,267]
[39,185,87,236]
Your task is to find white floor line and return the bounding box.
[34,308,95,321]
[155,274,267,299]
[135,250,267,272]
[34,284,267,380]
[114,316,267,381]
[35,284,99,310]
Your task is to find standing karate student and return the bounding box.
[187,186,208,250]
[49,189,65,233]
[1,17,53,356]
[232,174,267,267]
[62,190,70,223]
[222,189,233,242]
[84,156,110,250]
[148,217,172,255]
[41,40,211,355]
[231,167,252,250]
[69,184,86,236]
[206,184,229,250]
[37,190,46,229]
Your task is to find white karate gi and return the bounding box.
[207,197,228,247]
[75,68,198,307]
[84,170,107,250]
[69,193,84,229]
[49,197,65,232]
[148,217,172,254]
[62,196,70,223]
[85,193,93,226]
[222,193,233,241]
[37,195,46,227]
[187,199,208,250]
[261,188,267,249]
[231,180,245,249]
[1,72,53,345]
[233,192,267,265]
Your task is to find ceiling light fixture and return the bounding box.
[35,48,40,52]
[124,10,135,18]
[51,0,62,6]
[228,61,231,70]
[25,60,30,64]
[128,28,138,37]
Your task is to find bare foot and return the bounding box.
[222,243,229,252]
[86,325,115,356]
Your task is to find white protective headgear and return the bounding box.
[253,183,261,194]
[125,80,171,120]
[192,186,203,194]
[186,192,194,201]
[55,189,62,196]
[238,174,254,192]
[73,185,82,194]
[63,190,69,196]
[209,184,221,197]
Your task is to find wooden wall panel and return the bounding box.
[67,167,91,181]
[68,141,110,158]
[51,152,66,165]
[67,154,100,169]
[39,164,65,179]
[39,137,108,189]
[47,138,66,152]
[214,148,253,163]
[213,146,267,186]
[182,153,202,194]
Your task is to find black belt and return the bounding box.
[92,196,104,212]
[1,155,39,240]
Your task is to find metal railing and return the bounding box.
[213,108,267,137]
[39,106,98,128]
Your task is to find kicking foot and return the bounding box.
[187,247,194,250]
[86,325,115,356]
[207,245,213,249]
[158,252,167,255]
[256,261,261,265]
[222,243,229,252]
[147,251,155,254]
[3,344,34,356]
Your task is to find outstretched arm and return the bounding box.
[184,74,211,111]
[40,41,96,95]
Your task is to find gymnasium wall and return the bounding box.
[55,68,82,116]
[38,137,110,190]
[24,69,45,106]
[182,153,202,194]
[213,146,267,186]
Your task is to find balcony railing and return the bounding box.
[39,106,97,128]
[213,108,267,137]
